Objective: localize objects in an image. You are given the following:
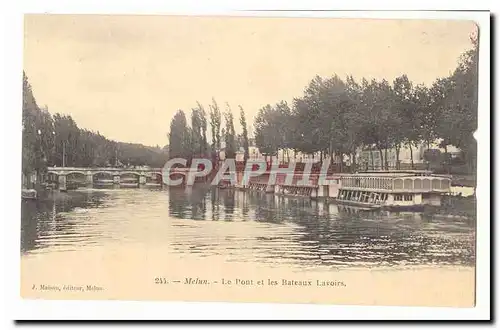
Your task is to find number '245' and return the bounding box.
[155,277,167,284]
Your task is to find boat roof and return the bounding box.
[357,170,433,174]
[342,170,436,177]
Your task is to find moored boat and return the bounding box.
[21,189,38,200]
[336,170,451,209]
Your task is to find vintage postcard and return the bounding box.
[17,11,488,317]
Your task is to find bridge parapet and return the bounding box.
[47,167,164,174]
[47,167,166,190]
[47,167,213,176]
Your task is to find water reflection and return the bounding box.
[21,187,476,268]
[167,187,475,267]
[21,190,108,254]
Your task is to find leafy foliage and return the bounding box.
[223,103,237,159]
[209,98,222,150]
[251,37,478,173]
[22,72,168,177]
[239,105,250,161]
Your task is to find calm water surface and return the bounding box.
[21,186,476,268]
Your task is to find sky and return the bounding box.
[23,15,477,146]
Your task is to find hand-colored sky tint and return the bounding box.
[24,15,477,146]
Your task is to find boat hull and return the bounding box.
[21,189,37,200]
[335,199,381,210]
[335,198,429,211]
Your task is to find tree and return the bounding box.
[197,101,209,155]
[357,79,398,170]
[239,105,250,161]
[209,98,222,151]
[191,107,203,156]
[344,75,367,172]
[22,72,168,174]
[317,75,354,170]
[224,103,237,159]
[301,76,329,159]
[53,114,81,167]
[254,104,281,162]
[393,74,417,169]
[415,84,436,160]
[168,110,190,159]
[435,34,478,174]
[22,73,55,182]
[273,101,293,162]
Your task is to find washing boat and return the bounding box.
[336,170,452,210]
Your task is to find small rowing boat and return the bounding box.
[21,189,37,200]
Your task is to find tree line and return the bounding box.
[167,36,477,174]
[22,72,169,180]
[168,98,251,163]
[253,36,478,173]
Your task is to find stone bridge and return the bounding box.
[47,167,168,190]
[46,167,209,191]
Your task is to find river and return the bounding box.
[20,186,476,306]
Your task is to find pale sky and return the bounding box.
[24,15,477,146]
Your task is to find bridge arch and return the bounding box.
[145,172,164,184]
[119,171,142,177]
[150,172,164,179]
[92,171,115,177]
[66,171,87,177]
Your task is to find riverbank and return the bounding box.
[433,195,476,219]
[21,189,76,204]
[451,174,476,187]
[21,188,109,219]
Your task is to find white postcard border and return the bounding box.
[1,1,491,322]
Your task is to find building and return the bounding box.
[22,171,38,189]
[356,140,461,170]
